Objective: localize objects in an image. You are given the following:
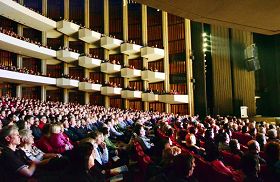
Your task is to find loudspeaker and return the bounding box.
[246,58,260,71]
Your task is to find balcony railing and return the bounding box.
[141,47,164,62]
[158,94,189,104]
[141,70,165,83]
[101,62,121,74]
[101,86,122,96]
[78,56,101,69]
[121,68,141,78]
[121,90,142,99]
[56,78,79,88]
[78,28,101,43]
[78,82,102,92]
[56,50,80,63]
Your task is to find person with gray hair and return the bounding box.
[247,140,266,164]
[0,125,36,181]
[267,129,280,143]
[17,129,60,165]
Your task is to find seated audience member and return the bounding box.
[160,146,181,168]
[63,142,98,182]
[256,133,267,151]
[229,139,244,158]
[30,117,42,140]
[49,124,73,153]
[149,153,197,182]
[265,142,280,180]
[63,119,80,142]
[134,123,154,153]
[241,154,262,182]
[267,129,280,143]
[17,129,60,165]
[36,124,54,153]
[247,140,266,164]
[204,129,219,161]
[88,131,109,166]
[0,125,36,181]
[218,132,230,152]
[185,133,204,155]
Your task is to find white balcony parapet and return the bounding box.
[101,86,122,96]
[121,68,141,78]
[101,62,121,74]
[57,20,80,36]
[56,50,80,63]
[56,78,79,88]
[0,0,56,32]
[121,43,142,59]
[0,69,56,85]
[0,33,56,59]
[158,94,189,104]
[141,70,165,83]
[78,28,101,43]
[78,82,102,92]
[141,47,164,62]
[78,56,101,69]
[121,90,142,99]
[141,93,159,102]
[100,36,123,50]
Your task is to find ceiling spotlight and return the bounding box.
[202,32,207,37]
[203,43,208,47]
[203,48,207,52]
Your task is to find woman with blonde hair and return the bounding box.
[49,124,73,153]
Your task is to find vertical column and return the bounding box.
[41,0,48,102]
[104,0,110,108]
[63,0,70,103]
[16,19,23,98]
[84,0,90,104]
[123,2,129,109]
[185,19,194,116]
[162,11,170,113]
[142,5,149,111]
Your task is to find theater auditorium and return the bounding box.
[0,0,279,181]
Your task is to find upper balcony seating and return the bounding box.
[121,67,141,78]
[0,0,56,32]
[141,46,164,62]
[100,36,123,51]
[141,70,165,83]
[101,62,121,74]
[56,20,80,36]
[78,28,101,43]
[141,92,159,102]
[56,78,79,88]
[121,90,142,99]
[56,49,80,63]
[78,82,102,92]
[78,56,101,69]
[120,42,142,59]
[101,86,122,96]
[158,94,188,104]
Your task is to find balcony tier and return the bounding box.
[121,90,142,99]
[56,78,79,88]
[141,47,164,62]
[141,93,159,102]
[78,56,101,69]
[57,20,80,36]
[121,68,141,78]
[0,33,56,59]
[141,70,165,83]
[0,69,56,85]
[158,95,189,104]
[56,50,80,63]
[101,62,121,74]
[78,82,102,92]
[0,0,56,31]
[78,28,101,43]
[121,43,142,59]
[101,87,122,96]
[100,36,123,50]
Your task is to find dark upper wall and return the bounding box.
[254,34,280,116]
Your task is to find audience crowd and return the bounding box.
[0,96,279,182]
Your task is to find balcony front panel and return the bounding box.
[56,78,79,88]
[0,69,56,85]
[121,68,141,78]
[57,20,80,36]
[100,36,123,50]
[78,56,101,69]
[141,47,164,62]
[101,62,121,74]
[121,90,142,99]
[141,70,165,83]
[101,87,122,96]
[159,95,189,104]
[121,43,142,59]
[78,82,102,92]
[56,50,79,63]
[0,33,56,59]
[0,0,56,31]
[78,28,101,43]
[141,93,159,102]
